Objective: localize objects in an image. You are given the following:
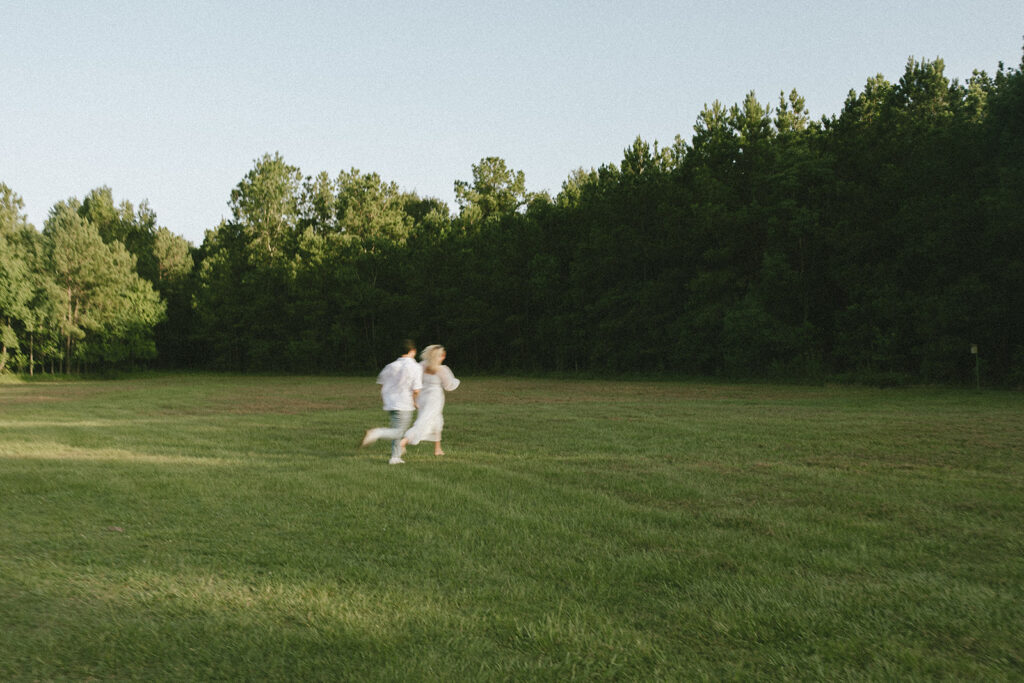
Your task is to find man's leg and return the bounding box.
[387,410,414,462]
[361,410,414,451]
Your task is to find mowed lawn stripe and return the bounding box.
[1,374,1022,679]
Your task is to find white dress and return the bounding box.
[404,364,460,445]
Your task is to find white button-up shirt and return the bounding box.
[377,356,423,411]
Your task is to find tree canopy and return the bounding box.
[2,49,1022,385]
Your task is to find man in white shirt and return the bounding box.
[360,339,423,464]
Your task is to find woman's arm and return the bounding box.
[440,365,461,391]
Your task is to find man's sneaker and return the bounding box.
[389,457,405,465]
[360,429,379,448]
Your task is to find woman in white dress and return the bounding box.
[400,345,460,456]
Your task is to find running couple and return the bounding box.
[360,339,460,464]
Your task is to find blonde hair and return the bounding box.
[420,345,445,374]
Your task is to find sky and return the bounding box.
[3,1,1022,246]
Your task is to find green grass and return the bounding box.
[1,374,1022,680]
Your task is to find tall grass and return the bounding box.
[1,374,1022,679]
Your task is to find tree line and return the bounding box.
[0,188,188,374]
[2,53,1022,385]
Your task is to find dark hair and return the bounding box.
[402,339,417,354]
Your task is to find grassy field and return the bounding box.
[1,373,1022,680]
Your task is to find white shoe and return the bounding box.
[389,457,405,465]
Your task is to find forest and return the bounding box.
[2,54,1022,386]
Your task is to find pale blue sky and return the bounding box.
[3,1,1022,245]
